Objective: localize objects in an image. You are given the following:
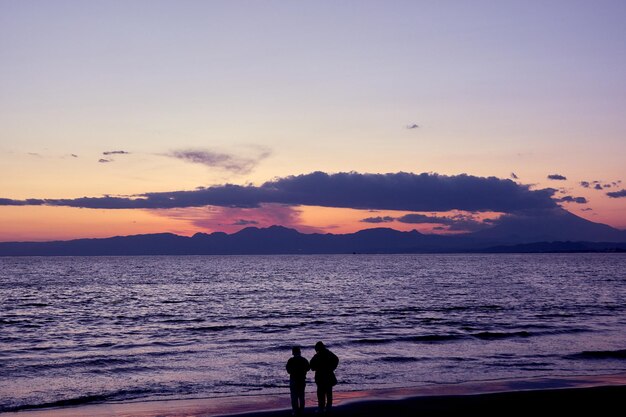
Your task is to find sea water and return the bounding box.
[1,254,625,412]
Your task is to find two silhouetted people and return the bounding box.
[310,341,339,413]
[286,341,339,414]
[286,346,310,415]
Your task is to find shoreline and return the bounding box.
[4,372,626,416]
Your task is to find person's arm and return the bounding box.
[331,352,339,370]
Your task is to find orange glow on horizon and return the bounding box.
[0,206,195,242]
[1,202,623,243]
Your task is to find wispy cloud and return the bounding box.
[607,189,626,198]
[405,123,420,129]
[98,158,112,163]
[103,150,130,155]
[396,213,489,232]
[556,196,588,204]
[360,216,395,223]
[164,147,271,175]
[232,219,259,226]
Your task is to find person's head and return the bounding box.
[315,341,325,352]
[292,346,301,356]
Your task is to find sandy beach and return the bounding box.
[5,372,626,417]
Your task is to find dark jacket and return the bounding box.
[310,348,339,386]
[286,355,310,384]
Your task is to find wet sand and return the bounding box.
[5,373,626,417]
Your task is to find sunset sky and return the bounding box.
[1,0,625,241]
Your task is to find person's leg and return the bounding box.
[290,386,299,412]
[326,386,333,410]
[298,384,306,411]
[316,385,326,411]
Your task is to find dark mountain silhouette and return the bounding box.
[0,209,624,256]
[472,208,626,243]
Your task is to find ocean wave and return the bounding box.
[471,328,589,340]
[351,333,466,345]
[160,317,205,323]
[1,395,109,413]
[21,356,137,371]
[438,304,506,312]
[405,334,466,342]
[187,324,237,332]
[472,331,531,340]
[378,356,423,363]
[567,349,626,360]
[0,388,150,413]
[18,302,50,308]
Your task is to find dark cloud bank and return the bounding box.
[0,171,557,212]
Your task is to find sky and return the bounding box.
[1,0,625,241]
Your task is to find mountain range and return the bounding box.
[1,209,625,255]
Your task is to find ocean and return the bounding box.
[1,254,625,412]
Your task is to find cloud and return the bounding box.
[232,219,259,226]
[607,189,626,198]
[547,174,567,181]
[164,147,271,174]
[98,159,112,163]
[396,213,488,232]
[406,123,420,129]
[360,216,395,223]
[103,150,130,155]
[581,208,593,211]
[396,213,446,224]
[0,171,558,212]
[585,179,620,191]
[70,154,78,158]
[511,172,519,180]
[0,198,45,206]
[556,196,588,204]
[153,203,321,234]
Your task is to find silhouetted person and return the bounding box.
[286,346,310,415]
[309,341,339,413]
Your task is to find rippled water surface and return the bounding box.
[1,254,626,411]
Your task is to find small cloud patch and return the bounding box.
[360,216,395,223]
[547,174,567,181]
[103,150,130,155]
[607,189,626,198]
